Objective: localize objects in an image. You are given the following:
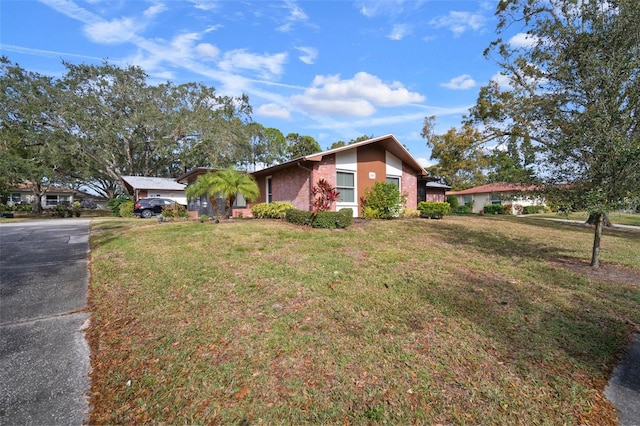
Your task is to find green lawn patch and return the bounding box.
[87,216,640,425]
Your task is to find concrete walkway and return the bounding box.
[0,219,92,426]
[605,335,640,426]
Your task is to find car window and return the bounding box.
[163,200,173,205]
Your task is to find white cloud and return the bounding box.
[255,103,291,119]
[509,32,538,48]
[441,74,476,90]
[296,46,317,64]
[143,3,167,18]
[195,43,220,59]
[84,17,141,44]
[218,49,288,79]
[416,157,434,168]
[388,24,411,41]
[430,11,487,37]
[276,0,309,32]
[189,0,219,11]
[291,72,425,118]
[490,72,511,89]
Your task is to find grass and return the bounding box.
[529,211,640,227]
[87,216,640,425]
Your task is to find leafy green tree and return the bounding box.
[330,134,373,149]
[186,169,259,218]
[286,133,321,159]
[0,57,69,212]
[244,124,287,170]
[421,116,488,190]
[470,0,640,268]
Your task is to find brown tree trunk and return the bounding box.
[586,212,612,227]
[590,213,603,268]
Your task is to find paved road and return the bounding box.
[0,219,92,426]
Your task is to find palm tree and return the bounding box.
[186,169,259,218]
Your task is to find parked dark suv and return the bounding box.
[133,198,182,218]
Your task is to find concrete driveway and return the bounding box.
[0,219,92,425]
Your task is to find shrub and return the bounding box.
[51,205,68,218]
[311,211,337,229]
[361,182,406,219]
[522,205,545,214]
[454,205,472,215]
[483,204,504,215]
[107,196,131,217]
[417,201,451,219]
[446,195,459,209]
[401,208,420,218]
[502,204,513,215]
[311,179,339,213]
[162,203,187,220]
[72,201,82,217]
[251,201,295,219]
[361,206,380,220]
[285,208,312,226]
[336,208,353,228]
[119,201,134,218]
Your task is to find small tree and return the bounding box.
[187,169,259,219]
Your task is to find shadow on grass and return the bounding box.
[411,218,638,379]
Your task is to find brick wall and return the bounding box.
[402,165,418,210]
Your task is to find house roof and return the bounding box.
[120,176,186,191]
[447,182,536,195]
[175,168,214,185]
[10,183,76,194]
[252,134,428,177]
[425,181,451,190]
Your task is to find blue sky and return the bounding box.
[0,0,522,167]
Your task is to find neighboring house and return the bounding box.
[249,134,432,218]
[121,176,187,205]
[446,183,544,214]
[6,183,76,209]
[421,181,452,203]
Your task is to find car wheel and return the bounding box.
[141,209,153,219]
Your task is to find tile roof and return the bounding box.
[447,182,537,195]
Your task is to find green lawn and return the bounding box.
[529,211,640,227]
[87,216,640,425]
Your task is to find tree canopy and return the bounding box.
[469,0,640,267]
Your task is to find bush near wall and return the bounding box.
[251,202,295,219]
[285,208,353,229]
[418,201,451,219]
[522,205,546,214]
[482,204,504,215]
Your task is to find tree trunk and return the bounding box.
[590,213,603,268]
[586,212,612,227]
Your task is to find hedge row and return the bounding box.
[284,208,353,229]
[417,201,451,219]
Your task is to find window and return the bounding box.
[386,176,400,187]
[8,193,21,204]
[490,193,502,204]
[463,195,473,206]
[46,194,70,206]
[336,171,355,203]
[234,193,247,208]
[266,177,272,203]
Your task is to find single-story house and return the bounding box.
[249,134,435,218]
[176,134,447,219]
[446,182,544,214]
[121,176,187,205]
[5,183,77,209]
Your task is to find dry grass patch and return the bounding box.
[88,216,640,425]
